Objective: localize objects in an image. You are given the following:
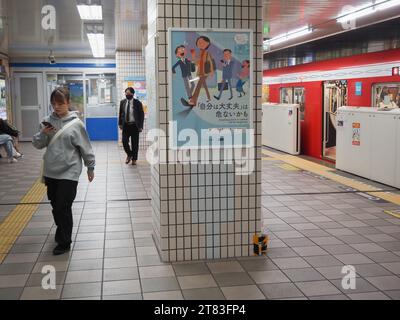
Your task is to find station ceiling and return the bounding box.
[1,0,399,59]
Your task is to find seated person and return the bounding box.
[0,118,22,157]
[0,133,18,163]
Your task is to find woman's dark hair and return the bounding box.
[50,87,70,105]
[125,87,135,94]
[196,36,211,49]
[223,49,232,53]
[175,45,185,54]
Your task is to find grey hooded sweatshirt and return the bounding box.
[32,112,95,182]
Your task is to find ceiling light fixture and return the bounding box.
[336,0,400,23]
[77,4,103,20]
[264,26,313,49]
[87,33,105,57]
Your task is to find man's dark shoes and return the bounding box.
[125,156,132,164]
[53,244,71,256]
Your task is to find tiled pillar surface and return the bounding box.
[148,0,263,262]
[116,51,149,149]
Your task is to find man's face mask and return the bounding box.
[126,94,133,100]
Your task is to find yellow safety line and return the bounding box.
[383,210,400,219]
[0,179,46,263]
[262,149,400,208]
[278,163,300,171]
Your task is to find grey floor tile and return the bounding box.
[27,272,66,287]
[350,243,387,253]
[173,262,210,276]
[309,294,349,300]
[102,280,141,296]
[103,293,143,300]
[213,272,254,287]
[365,275,400,291]
[352,264,393,277]
[0,287,23,300]
[137,254,166,267]
[248,270,291,284]
[347,292,391,300]
[315,266,346,280]
[177,274,217,290]
[0,262,35,275]
[71,249,104,260]
[139,265,175,279]
[380,262,400,275]
[283,268,325,282]
[61,282,102,299]
[384,290,400,300]
[303,255,343,268]
[321,244,359,255]
[143,290,183,300]
[364,251,400,263]
[65,269,103,284]
[182,287,225,300]
[68,259,103,271]
[296,280,341,297]
[103,267,139,281]
[0,274,29,288]
[292,246,330,257]
[239,258,279,272]
[265,247,298,258]
[221,285,265,300]
[271,257,311,269]
[20,286,63,300]
[259,283,304,299]
[334,253,374,265]
[142,277,180,293]
[207,261,244,274]
[330,278,379,294]
[104,257,137,269]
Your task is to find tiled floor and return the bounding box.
[0,142,400,300]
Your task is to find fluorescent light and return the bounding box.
[77,5,102,20]
[87,33,105,58]
[375,0,400,10]
[336,0,400,23]
[264,26,312,48]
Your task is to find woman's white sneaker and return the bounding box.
[8,158,18,164]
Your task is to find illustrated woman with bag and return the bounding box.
[32,88,95,255]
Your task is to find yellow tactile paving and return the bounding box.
[278,163,300,171]
[0,179,46,263]
[383,210,400,219]
[262,149,400,207]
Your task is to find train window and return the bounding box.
[372,83,400,109]
[280,88,293,103]
[280,87,306,120]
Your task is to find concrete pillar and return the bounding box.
[146,0,263,262]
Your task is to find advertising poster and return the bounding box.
[125,77,147,114]
[68,82,84,120]
[169,28,253,148]
[352,122,360,146]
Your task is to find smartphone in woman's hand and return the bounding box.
[42,121,54,128]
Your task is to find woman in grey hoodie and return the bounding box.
[33,88,95,255]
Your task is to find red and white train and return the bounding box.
[263,48,400,162]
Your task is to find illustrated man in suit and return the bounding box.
[118,87,145,165]
[172,45,195,100]
[214,49,234,101]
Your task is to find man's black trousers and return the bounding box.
[45,177,78,247]
[122,123,140,161]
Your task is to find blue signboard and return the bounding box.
[355,82,362,96]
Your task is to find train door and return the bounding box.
[323,80,347,160]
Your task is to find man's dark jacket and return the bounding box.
[118,98,144,130]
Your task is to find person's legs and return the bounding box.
[0,134,14,160]
[228,78,233,99]
[52,179,78,250]
[45,177,61,244]
[215,79,226,100]
[131,125,140,162]
[203,77,211,100]
[122,125,133,159]
[183,77,192,99]
[189,76,206,106]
